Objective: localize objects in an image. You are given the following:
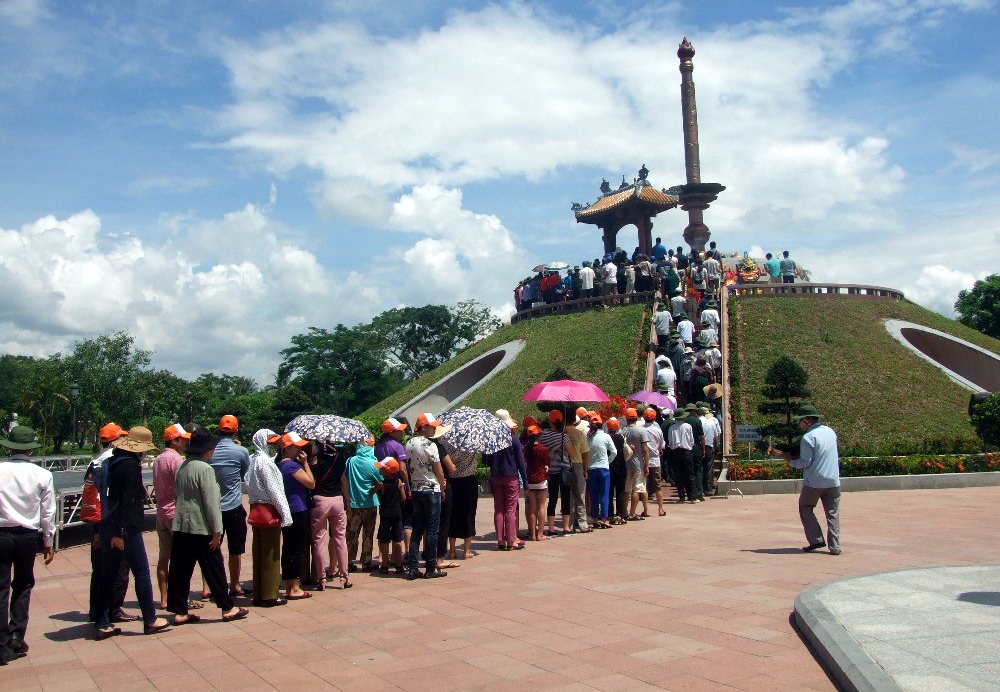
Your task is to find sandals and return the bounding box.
[95,626,121,641]
[173,614,201,626]
[286,592,313,600]
[339,575,353,589]
[144,620,172,635]
[222,607,250,622]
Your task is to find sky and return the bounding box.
[1,0,998,385]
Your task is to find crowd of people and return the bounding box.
[514,238,731,311]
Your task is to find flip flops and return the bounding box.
[173,614,201,626]
[285,592,313,601]
[222,607,250,622]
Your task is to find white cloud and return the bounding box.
[0,0,48,28]
[902,264,984,315]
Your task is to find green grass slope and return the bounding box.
[730,296,998,455]
[362,304,650,426]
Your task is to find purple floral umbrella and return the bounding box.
[629,390,677,411]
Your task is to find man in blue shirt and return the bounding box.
[651,237,667,262]
[773,404,841,555]
[209,415,251,594]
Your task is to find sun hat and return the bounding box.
[588,411,603,425]
[704,383,723,399]
[548,409,564,423]
[792,404,823,421]
[525,423,542,436]
[375,457,400,475]
[187,428,220,456]
[380,418,407,434]
[625,408,638,420]
[415,412,442,429]
[684,403,699,412]
[642,408,658,421]
[163,423,191,443]
[696,401,711,410]
[0,425,41,451]
[280,432,310,449]
[606,418,620,432]
[112,426,157,453]
[218,415,239,434]
[429,424,453,440]
[98,423,126,444]
[495,409,518,430]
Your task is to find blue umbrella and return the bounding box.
[438,407,512,454]
[285,414,371,443]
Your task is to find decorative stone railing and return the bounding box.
[727,282,904,299]
[510,291,657,323]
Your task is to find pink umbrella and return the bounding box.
[629,390,677,411]
[522,380,610,403]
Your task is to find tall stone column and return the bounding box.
[677,38,724,252]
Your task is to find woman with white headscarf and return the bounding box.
[246,429,292,607]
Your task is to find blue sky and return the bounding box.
[1,0,998,384]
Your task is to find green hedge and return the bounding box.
[728,452,1000,481]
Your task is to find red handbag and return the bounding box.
[248,503,280,528]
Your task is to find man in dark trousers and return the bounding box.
[0,426,55,664]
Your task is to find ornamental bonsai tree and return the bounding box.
[757,355,811,452]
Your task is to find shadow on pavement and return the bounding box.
[957,591,1000,606]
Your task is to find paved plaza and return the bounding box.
[9,486,1000,691]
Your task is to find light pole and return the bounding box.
[70,382,80,459]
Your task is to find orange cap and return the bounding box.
[415,412,442,428]
[163,423,191,443]
[522,415,540,428]
[219,415,239,433]
[376,457,400,475]
[625,408,639,420]
[99,423,126,443]
[266,433,281,444]
[548,409,563,423]
[588,412,603,425]
[606,418,620,432]
[525,424,542,436]
[280,432,309,449]
[575,407,589,419]
[380,418,407,434]
[643,408,658,421]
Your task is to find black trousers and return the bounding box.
[0,528,38,649]
[609,467,627,518]
[166,532,234,615]
[89,528,128,622]
[436,485,453,559]
[281,511,308,580]
[669,449,695,501]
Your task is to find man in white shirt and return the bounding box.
[404,413,448,580]
[667,413,696,504]
[653,303,672,348]
[0,426,55,663]
[669,290,687,319]
[698,406,722,496]
[602,260,618,297]
[579,262,595,299]
[677,315,695,347]
[700,301,720,332]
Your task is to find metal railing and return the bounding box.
[727,282,904,299]
[511,291,657,323]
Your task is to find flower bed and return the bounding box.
[728,452,1000,481]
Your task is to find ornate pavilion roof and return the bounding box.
[574,178,678,223]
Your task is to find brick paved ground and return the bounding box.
[9,485,1000,691]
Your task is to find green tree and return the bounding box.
[757,355,811,451]
[361,299,501,380]
[18,355,70,449]
[970,393,1000,449]
[66,330,152,429]
[276,325,401,416]
[956,274,1000,339]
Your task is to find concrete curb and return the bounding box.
[794,582,901,692]
[717,470,1000,496]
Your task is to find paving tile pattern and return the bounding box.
[14,486,1000,691]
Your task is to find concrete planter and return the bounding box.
[717,471,1000,496]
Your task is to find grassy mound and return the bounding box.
[729,296,998,455]
[361,304,651,426]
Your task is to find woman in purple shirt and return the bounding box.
[278,433,315,599]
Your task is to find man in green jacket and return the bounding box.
[167,428,248,624]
